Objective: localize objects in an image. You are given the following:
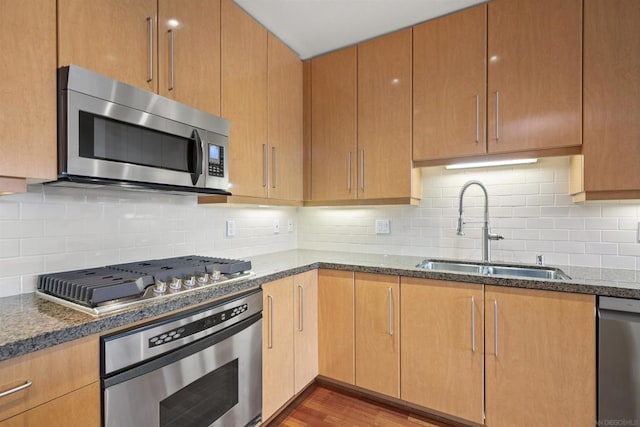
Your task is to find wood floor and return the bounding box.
[268,386,454,427]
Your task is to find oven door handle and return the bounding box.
[191,129,203,186]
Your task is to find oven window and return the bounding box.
[78,111,195,172]
[159,358,239,427]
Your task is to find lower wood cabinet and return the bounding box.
[485,286,596,427]
[400,278,484,424]
[262,270,318,421]
[355,273,399,398]
[0,335,99,425]
[318,269,355,384]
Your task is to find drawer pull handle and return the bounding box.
[0,380,32,398]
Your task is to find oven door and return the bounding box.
[103,316,261,427]
[62,89,207,188]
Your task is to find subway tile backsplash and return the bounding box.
[1,157,639,297]
[298,157,640,270]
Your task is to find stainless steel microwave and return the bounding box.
[54,65,231,195]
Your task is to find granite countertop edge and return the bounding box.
[1,249,639,362]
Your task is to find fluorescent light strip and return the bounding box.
[445,158,538,170]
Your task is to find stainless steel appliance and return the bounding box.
[55,65,231,195]
[36,255,255,316]
[101,289,262,427]
[598,296,640,423]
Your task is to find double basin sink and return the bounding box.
[416,259,571,281]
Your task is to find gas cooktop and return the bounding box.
[36,255,255,316]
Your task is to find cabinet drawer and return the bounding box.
[0,335,98,422]
[0,382,100,427]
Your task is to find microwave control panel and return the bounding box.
[208,144,225,178]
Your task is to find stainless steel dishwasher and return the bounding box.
[598,296,640,423]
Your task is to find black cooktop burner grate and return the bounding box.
[37,255,252,308]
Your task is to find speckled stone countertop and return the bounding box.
[2,249,640,362]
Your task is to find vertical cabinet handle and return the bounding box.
[168,29,175,91]
[272,147,277,189]
[475,95,480,144]
[298,285,304,332]
[360,150,365,192]
[471,296,476,353]
[347,152,352,192]
[495,91,500,141]
[0,380,32,398]
[267,295,273,349]
[146,17,154,82]
[493,299,499,357]
[262,144,268,188]
[387,287,393,336]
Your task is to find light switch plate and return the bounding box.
[287,219,294,233]
[375,219,391,234]
[274,219,280,234]
[226,220,236,237]
[637,222,640,243]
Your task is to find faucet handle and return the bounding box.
[488,233,504,241]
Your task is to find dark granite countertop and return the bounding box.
[1,249,639,362]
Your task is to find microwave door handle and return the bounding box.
[191,129,203,185]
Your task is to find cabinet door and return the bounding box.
[310,48,357,202]
[293,270,318,393]
[58,0,158,92]
[487,0,582,153]
[0,0,56,190]
[485,286,595,426]
[0,382,100,427]
[262,277,295,421]
[158,0,221,116]
[583,0,640,195]
[357,29,412,200]
[267,34,303,201]
[221,0,268,198]
[401,278,483,424]
[413,5,487,162]
[354,273,399,398]
[318,269,355,384]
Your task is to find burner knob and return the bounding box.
[210,270,221,282]
[154,279,167,294]
[197,273,209,286]
[170,277,182,290]
[184,276,196,288]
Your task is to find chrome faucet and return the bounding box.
[457,180,504,262]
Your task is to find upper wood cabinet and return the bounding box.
[401,278,484,424]
[309,30,420,205]
[267,34,303,202]
[58,0,159,93]
[487,0,582,154]
[572,0,640,201]
[157,0,221,116]
[484,286,595,426]
[0,0,57,194]
[58,0,222,116]
[318,269,355,384]
[310,47,358,202]
[354,273,400,398]
[413,5,487,162]
[220,0,302,203]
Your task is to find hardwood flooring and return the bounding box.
[268,385,455,427]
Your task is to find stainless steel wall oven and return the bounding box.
[101,289,262,427]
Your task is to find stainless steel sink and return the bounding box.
[416,259,571,281]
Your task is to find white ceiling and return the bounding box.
[234,0,488,60]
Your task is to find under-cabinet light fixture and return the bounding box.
[445,158,538,170]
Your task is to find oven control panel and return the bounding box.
[149,303,248,348]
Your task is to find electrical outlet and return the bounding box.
[273,219,280,234]
[375,219,391,234]
[226,220,236,237]
[287,219,294,233]
[637,221,640,243]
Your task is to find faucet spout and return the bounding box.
[457,180,503,262]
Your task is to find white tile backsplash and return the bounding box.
[1,157,639,297]
[299,157,640,270]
